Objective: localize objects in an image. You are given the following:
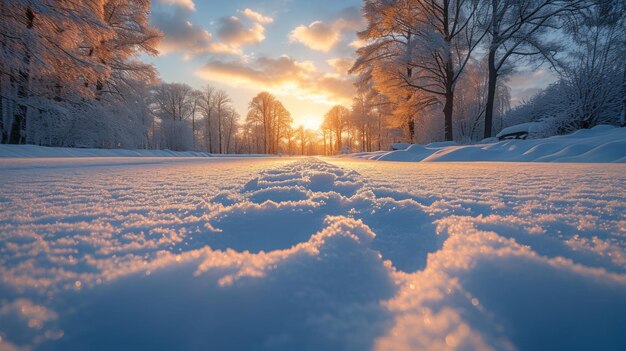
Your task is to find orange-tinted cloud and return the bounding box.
[152,8,219,58]
[327,58,355,74]
[241,8,274,25]
[217,17,266,47]
[289,7,364,52]
[289,21,340,52]
[196,56,355,105]
[157,0,195,11]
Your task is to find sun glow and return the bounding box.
[296,114,323,131]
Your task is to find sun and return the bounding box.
[296,114,323,131]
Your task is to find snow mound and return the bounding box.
[350,125,626,163]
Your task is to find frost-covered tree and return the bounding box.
[0,0,160,147]
[479,0,586,138]
[246,92,292,154]
[213,89,231,154]
[352,0,486,141]
[500,0,625,135]
[197,85,216,152]
[150,82,195,150]
[323,105,350,153]
[558,0,625,130]
[453,59,510,141]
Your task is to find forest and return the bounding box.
[0,0,624,154]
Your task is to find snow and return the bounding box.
[391,142,411,150]
[348,125,626,163]
[495,121,548,138]
[0,157,625,350]
[0,144,273,158]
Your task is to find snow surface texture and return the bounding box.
[0,144,273,158]
[348,125,626,163]
[1,157,625,350]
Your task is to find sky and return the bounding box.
[146,0,556,130]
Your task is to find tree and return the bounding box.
[0,0,160,147]
[246,92,291,154]
[247,92,275,153]
[197,85,216,152]
[150,82,196,150]
[352,0,486,141]
[480,0,585,138]
[273,101,292,154]
[213,89,231,153]
[323,105,350,153]
[188,90,203,148]
[564,0,624,129]
[151,82,194,121]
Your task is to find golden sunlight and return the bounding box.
[295,114,323,131]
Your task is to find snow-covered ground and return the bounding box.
[347,125,626,163]
[1,157,625,350]
[0,144,273,158]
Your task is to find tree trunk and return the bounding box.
[218,109,222,154]
[622,65,625,126]
[336,129,342,153]
[443,60,454,142]
[226,118,233,153]
[11,7,35,144]
[484,48,498,138]
[377,112,382,151]
[361,126,366,152]
[206,114,213,153]
[0,75,6,143]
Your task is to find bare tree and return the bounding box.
[197,85,216,152]
[213,89,231,153]
[323,105,350,153]
[152,82,194,121]
[246,92,292,154]
[480,0,585,138]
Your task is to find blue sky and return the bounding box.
[146,0,555,129]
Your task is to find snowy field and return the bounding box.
[347,125,626,163]
[0,145,274,158]
[1,156,625,350]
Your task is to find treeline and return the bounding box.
[350,0,625,143]
[154,85,399,155]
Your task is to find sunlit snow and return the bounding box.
[1,157,625,350]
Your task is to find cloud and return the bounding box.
[241,8,274,25]
[214,9,273,52]
[349,39,368,49]
[289,21,340,52]
[196,56,355,105]
[152,8,218,58]
[327,58,355,74]
[217,16,266,46]
[157,0,196,11]
[289,6,365,52]
[152,7,273,58]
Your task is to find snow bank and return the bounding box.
[1,158,625,350]
[348,125,626,163]
[0,144,273,158]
